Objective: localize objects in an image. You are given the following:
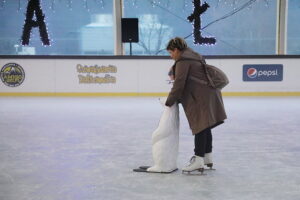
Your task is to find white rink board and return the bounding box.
[0,58,299,94]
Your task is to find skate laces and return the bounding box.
[188,156,196,166]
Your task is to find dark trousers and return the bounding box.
[194,128,212,157]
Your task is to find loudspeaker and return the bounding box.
[121,18,139,43]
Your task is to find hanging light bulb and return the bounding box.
[50,0,55,11]
[84,0,89,11]
[67,0,72,10]
[132,0,137,7]
[0,0,5,9]
[151,0,156,8]
[166,0,170,8]
[263,0,269,8]
[17,0,21,11]
[97,0,104,9]
[183,0,188,11]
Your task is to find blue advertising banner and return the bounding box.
[243,64,283,81]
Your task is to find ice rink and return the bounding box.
[0,97,300,200]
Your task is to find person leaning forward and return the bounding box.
[165,37,227,174]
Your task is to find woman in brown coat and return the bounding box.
[165,37,227,174]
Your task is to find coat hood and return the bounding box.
[178,48,203,61]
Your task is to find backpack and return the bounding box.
[176,58,229,90]
[202,62,229,90]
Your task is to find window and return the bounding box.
[123,0,277,55]
[0,0,297,56]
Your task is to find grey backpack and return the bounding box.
[202,62,229,89]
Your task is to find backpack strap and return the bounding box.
[202,64,216,88]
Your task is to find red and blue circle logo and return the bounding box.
[247,68,257,78]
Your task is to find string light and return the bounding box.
[183,0,189,11]
[98,0,105,9]
[0,0,270,11]
[215,0,270,9]
[50,0,55,11]
[263,0,269,7]
[132,0,138,8]
[17,0,21,12]
[0,0,5,9]
[84,0,89,11]
[232,0,237,9]
[165,0,170,8]
[151,0,156,8]
[67,0,72,10]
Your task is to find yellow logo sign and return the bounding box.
[77,64,117,84]
[0,63,25,87]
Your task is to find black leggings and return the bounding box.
[194,128,212,157]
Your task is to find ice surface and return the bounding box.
[0,97,300,200]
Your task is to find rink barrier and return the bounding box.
[0,92,300,97]
[1,55,300,96]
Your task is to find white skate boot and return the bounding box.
[182,155,205,175]
[204,153,215,170]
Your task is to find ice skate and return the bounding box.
[204,153,215,170]
[182,155,205,175]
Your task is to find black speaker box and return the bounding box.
[121,18,139,43]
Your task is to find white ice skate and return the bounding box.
[182,155,205,175]
[204,153,215,170]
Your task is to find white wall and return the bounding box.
[0,58,299,95]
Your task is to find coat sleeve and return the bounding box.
[165,61,190,106]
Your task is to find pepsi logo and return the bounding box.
[247,68,257,78]
[243,64,283,81]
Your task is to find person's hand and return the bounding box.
[169,74,175,81]
[159,97,167,106]
[168,66,174,81]
[166,79,174,84]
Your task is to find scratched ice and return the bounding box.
[0,97,300,200]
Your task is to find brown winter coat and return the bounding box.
[166,48,227,135]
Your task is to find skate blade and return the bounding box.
[182,168,206,176]
[205,167,216,171]
[133,168,178,174]
[205,164,216,170]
